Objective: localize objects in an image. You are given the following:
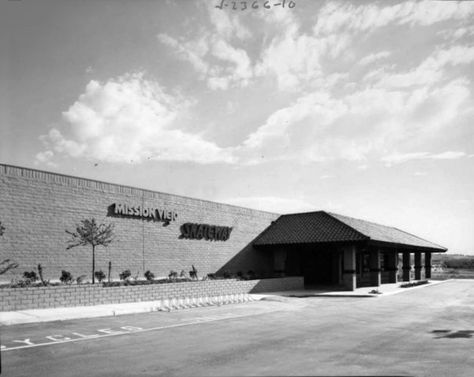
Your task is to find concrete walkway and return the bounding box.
[0,279,450,326]
[266,279,449,298]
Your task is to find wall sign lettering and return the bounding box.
[180,223,233,241]
[111,203,178,224]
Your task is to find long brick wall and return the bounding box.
[0,277,304,311]
[0,164,280,283]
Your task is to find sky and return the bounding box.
[1,0,474,254]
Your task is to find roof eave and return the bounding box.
[368,239,448,253]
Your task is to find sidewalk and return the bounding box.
[266,279,449,298]
[0,280,450,326]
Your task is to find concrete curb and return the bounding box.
[0,293,260,326]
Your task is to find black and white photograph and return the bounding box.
[1,0,473,376]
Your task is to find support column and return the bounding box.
[386,253,398,283]
[414,252,422,280]
[369,250,381,286]
[342,245,356,291]
[402,251,411,282]
[425,252,432,279]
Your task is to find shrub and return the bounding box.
[119,269,131,281]
[12,278,31,288]
[400,280,429,288]
[23,271,38,283]
[60,270,73,284]
[94,270,106,283]
[144,270,155,281]
[168,270,178,280]
[76,274,87,284]
[180,269,187,278]
[206,273,216,280]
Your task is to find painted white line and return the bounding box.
[1,310,273,352]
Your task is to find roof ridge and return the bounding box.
[280,210,325,216]
[327,211,396,229]
[322,211,370,241]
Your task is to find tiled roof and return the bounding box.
[253,211,447,252]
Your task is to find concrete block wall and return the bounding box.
[0,277,304,311]
[0,164,279,283]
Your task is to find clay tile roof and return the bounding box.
[253,211,447,252]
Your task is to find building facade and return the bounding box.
[0,164,447,289]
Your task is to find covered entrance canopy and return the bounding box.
[253,211,447,290]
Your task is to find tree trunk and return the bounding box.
[92,245,95,284]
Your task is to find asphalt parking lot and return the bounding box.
[1,280,473,377]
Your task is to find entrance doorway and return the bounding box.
[302,248,340,286]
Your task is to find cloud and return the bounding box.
[158,34,210,77]
[254,12,351,91]
[158,3,253,90]
[34,150,57,167]
[221,196,315,214]
[438,25,474,42]
[365,46,474,88]
[313,0,474,36]
[254,1,473,91]
[359,51,391,66]
[382,151,467,166]
[235,70,473,165]
[37,74,234,165]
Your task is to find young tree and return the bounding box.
[0,221,5,237]
[66,218,114,284]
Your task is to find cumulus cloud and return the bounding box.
[37,74,234,164]
[34,150,57,167]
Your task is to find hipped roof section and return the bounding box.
[253,211,447,252]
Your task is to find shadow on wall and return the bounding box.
[247,276,304,293]
[215,241,274,278]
